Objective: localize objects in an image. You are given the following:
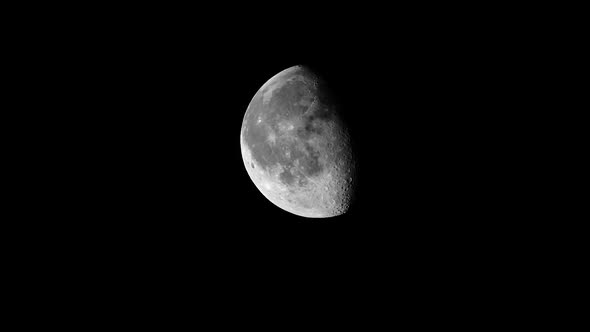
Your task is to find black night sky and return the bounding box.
[37,4,532,279]
[9,3,559,320]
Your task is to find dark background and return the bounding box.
[6,3,575,322]
[38,10,526,239]
[20,4,546,290]
[67,15,513,224]
[7,3,566,321]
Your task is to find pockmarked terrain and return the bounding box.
[240,66,356,218]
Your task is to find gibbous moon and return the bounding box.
[240,65,355,218]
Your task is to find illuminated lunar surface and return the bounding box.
[240,65,355,218]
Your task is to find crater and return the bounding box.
[241,65,352,218]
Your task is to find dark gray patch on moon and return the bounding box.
[241,65,356,218]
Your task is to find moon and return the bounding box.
[240,65,355,218]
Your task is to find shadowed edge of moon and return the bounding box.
[240,66,354,218]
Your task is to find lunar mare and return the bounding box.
[240,65,355,218]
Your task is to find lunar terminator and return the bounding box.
[240,65,355,218]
